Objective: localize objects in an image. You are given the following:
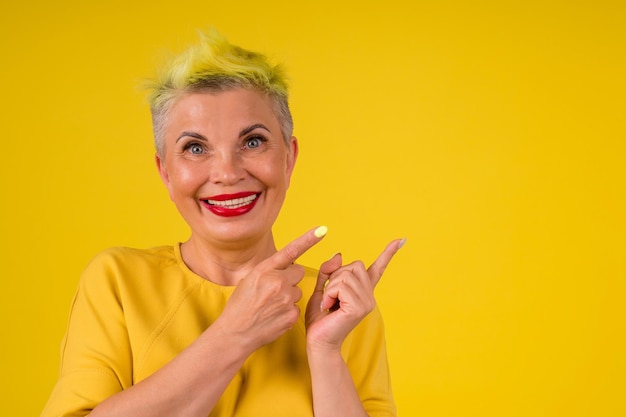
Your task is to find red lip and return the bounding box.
[200,191,261,217]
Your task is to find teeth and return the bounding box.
[207,194,258,209]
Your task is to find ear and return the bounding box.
[285,136,299,186]
[155,153,173,198]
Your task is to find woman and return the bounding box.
[42,31,403,417]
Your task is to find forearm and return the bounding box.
[90,321,250,417]
[307,347,369,417]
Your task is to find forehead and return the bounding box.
[168,89,277,128]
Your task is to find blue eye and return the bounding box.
[188,143,204,154]
[245,136,264,149]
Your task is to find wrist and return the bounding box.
[306,347,345,373]
[208,317,256,360]
[306,337,343,357]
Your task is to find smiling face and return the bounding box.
[156,89,298,249]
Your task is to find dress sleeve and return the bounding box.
[344,305,397,417]
[41,250,133,417]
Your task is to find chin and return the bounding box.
[200,219,274,246]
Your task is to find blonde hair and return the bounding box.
[146,30,293,154]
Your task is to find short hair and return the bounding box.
[146,30,293,155]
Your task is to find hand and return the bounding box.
[217,226,327,354]
[305,239,404,352]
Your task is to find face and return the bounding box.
[156,89,298,247]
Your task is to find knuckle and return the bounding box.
[282,244,300,263]
[287,305,300,325]
[334,269,351,281]
[353,260,366,270]
[264,277,283,295]
[294,287,303,302]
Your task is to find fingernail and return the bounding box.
[398,238,407,249]
[320,301,325,311]
[314,225,328,238]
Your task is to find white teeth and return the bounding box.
[207,194,258,209]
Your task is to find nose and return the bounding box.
[209,151,245,185]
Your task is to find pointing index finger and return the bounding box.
[368,238,406,286]
[268,226,328,270]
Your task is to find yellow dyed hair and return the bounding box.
[146,30,293,154]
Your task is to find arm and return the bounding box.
[89,317,251,417]
[309,305,396,416]
[307,346,369,417]
[305,240,404,416]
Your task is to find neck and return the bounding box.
[180,232,277,286]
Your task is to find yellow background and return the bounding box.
[1,1,624,415]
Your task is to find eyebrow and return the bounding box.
[239,123,271,137]
[176,131,207,143]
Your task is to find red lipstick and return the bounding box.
[200,191,260,217]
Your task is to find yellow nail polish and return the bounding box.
[314,225,328,238]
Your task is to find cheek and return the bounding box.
[258,159,290,188]
[168,163,206,195]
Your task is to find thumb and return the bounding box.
[314,253,343,293]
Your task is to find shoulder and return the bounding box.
[78,245,180,292]
[87,245,176,267]
[84,245,177,274]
